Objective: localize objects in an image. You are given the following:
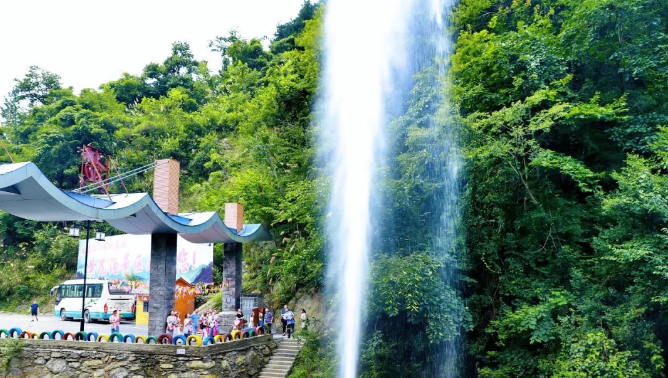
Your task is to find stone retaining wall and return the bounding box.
[0,335,275,378]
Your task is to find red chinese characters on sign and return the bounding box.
[134,255,143,273]
[110,258,119,275]
[97,259,107,277]
[121,254,131,275]
[177,250,190,273]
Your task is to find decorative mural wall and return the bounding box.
[76,234,213,294]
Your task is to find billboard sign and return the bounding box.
[76,234,213,294]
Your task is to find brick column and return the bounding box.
[148,233,177,336]
[222,243,243,312]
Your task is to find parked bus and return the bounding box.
[53,279,135,322]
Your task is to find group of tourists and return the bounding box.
[165,309,220,338]
[162,306,308,339]
[278,305,308,338]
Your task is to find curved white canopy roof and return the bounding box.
[0,162,272,244]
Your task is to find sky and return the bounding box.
[0,0,308,100]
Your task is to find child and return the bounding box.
[109,310,121,334]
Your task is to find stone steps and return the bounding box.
[259,339,303,378]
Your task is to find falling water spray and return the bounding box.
[321,0,460,377]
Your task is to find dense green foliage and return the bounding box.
[454,0,668,376]
[0,2,323,311]
[2,1,668,377]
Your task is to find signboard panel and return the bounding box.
[76,234,213,294]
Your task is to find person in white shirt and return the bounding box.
[109,310,121,334]
[300,309,307,330]
[184,313,193,337]
[166,311,178,335]
[173,311,183,336]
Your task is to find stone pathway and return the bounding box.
[259,336,302,378]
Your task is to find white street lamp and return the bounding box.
[68,227,80,238]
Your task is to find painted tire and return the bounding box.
[231,330,241,340]
[186,335,202,346]
[96,334,109,342]
[172,335,187,345]
[63,332,76,341]
[19,331,32,339]
[241,331,250,339]
[8,328,22,338]
[0,329,8,338]
[157,334,173,345]
[31,333,40,339]
[213,335,225,343]
[51,330,65,340]
[145,336,158,345]
[223,333,232,342]
[255,327,265,335]
[123,334,135,343]
[202,337,215,345]
[247,329,255,337]
[109,333,123,343]
[134,335,146,344]
[86,332,99,342]
[74,332,87,341]
[39,332,51,340]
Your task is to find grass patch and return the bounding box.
[1,338,25,371]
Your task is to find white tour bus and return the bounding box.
[52,279,135,322]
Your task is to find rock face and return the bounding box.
[289,291,326,331]
[0,335,275,378]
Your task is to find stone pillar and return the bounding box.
[222,243,242,312]
[148,233,177,337]
[219,243,242,331]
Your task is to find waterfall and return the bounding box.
[320,0,460,377]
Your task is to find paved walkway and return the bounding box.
[0,313,147,336]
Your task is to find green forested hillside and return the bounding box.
[455,0,668,377]
[2,0,668,377]
[0,1,322,311]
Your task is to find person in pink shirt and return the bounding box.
[109,310,121,334]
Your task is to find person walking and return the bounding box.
[191,309,200,335]
[166,310,178,335]
[234,308,245,330]
[283,307,295,338]
[211,312,219,337]
[109,309,121,334]
[264,308,274,334]
[200,311,209,338]
[300,309,307,331]
[184,313,193,337]
[173,311,183,336]
[281,305,288,336]
[30,301,39,322]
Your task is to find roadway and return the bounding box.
[0,313,147,336]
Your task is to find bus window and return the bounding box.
[55,286,63,305]
[85,284,103,299]
[61,284,83,298]
[108,283,127,295]
[61,285,72,298]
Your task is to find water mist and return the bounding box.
[321,0,461,377]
